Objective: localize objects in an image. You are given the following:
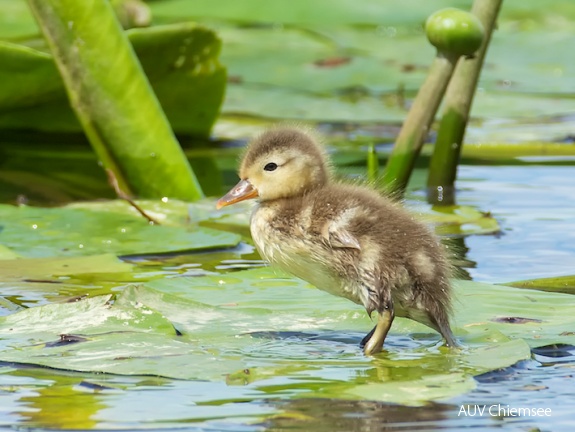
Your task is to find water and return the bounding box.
[1,164,574,431]
[457,165,575,283]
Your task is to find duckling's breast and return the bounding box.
[250,203,366,306]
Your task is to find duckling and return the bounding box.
[217,126,457,354]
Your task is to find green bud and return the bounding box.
[425,8,485,57]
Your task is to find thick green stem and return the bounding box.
[382,53,457,193]
[27,0,204,200]
[427,0,503,204]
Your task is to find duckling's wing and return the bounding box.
[321,221,361,250]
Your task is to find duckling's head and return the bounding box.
[217,127,330,208]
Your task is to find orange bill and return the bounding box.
[216,179,258,209]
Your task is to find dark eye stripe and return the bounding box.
[264,162,278,171]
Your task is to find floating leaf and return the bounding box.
[67,199,194,227]
[146,267,575,348]
[0,244,19,259]
[422,205,501,236]
[0,254,133,282]
[149,0,575,30]
[2,267,574,404]
[503,274,575,295]
[150,0,575,136]
[0,204,241,258]
[0,296,22,316]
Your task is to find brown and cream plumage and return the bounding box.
[217,126,457,354]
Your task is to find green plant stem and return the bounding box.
[382,53,458,193]
[366,143,379,184]
[427,0,503,204]
[27,0,204,200]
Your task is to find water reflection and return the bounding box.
[1,367,109,429]
[263,398,454,432]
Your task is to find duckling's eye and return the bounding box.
[264,162,278,172]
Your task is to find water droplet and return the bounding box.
[376,26,396,37]
[78,244,84,249]
[174,55,186,68]
[32,224,38,230]
[161,197,169,203]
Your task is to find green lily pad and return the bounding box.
[422,205,501,236]
[0,244,19,259]
[150,1,575,129]
[145,267,575,349]
[2,267,573,404]
[67,198,255,239]
[0,296,22,316]
[0,254,133,281]
[151,0,471,27]
[67,199,194,226]
[0,203,240,258]
[503,274,575,295]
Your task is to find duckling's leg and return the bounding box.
[359,326,376,348]
[363,304,395,355]
[427,312,459,348]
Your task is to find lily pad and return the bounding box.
[0,244,19,259]
[151,1,575,130]
[0,253,133,282]
[145,267,575,348]
[150,0,575,30]
[1,267,573,404]
[0,203,240,258]
[503,274,575,295]
[422,205,501,236]
[70,198,256,239]
[67,199,194,226]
